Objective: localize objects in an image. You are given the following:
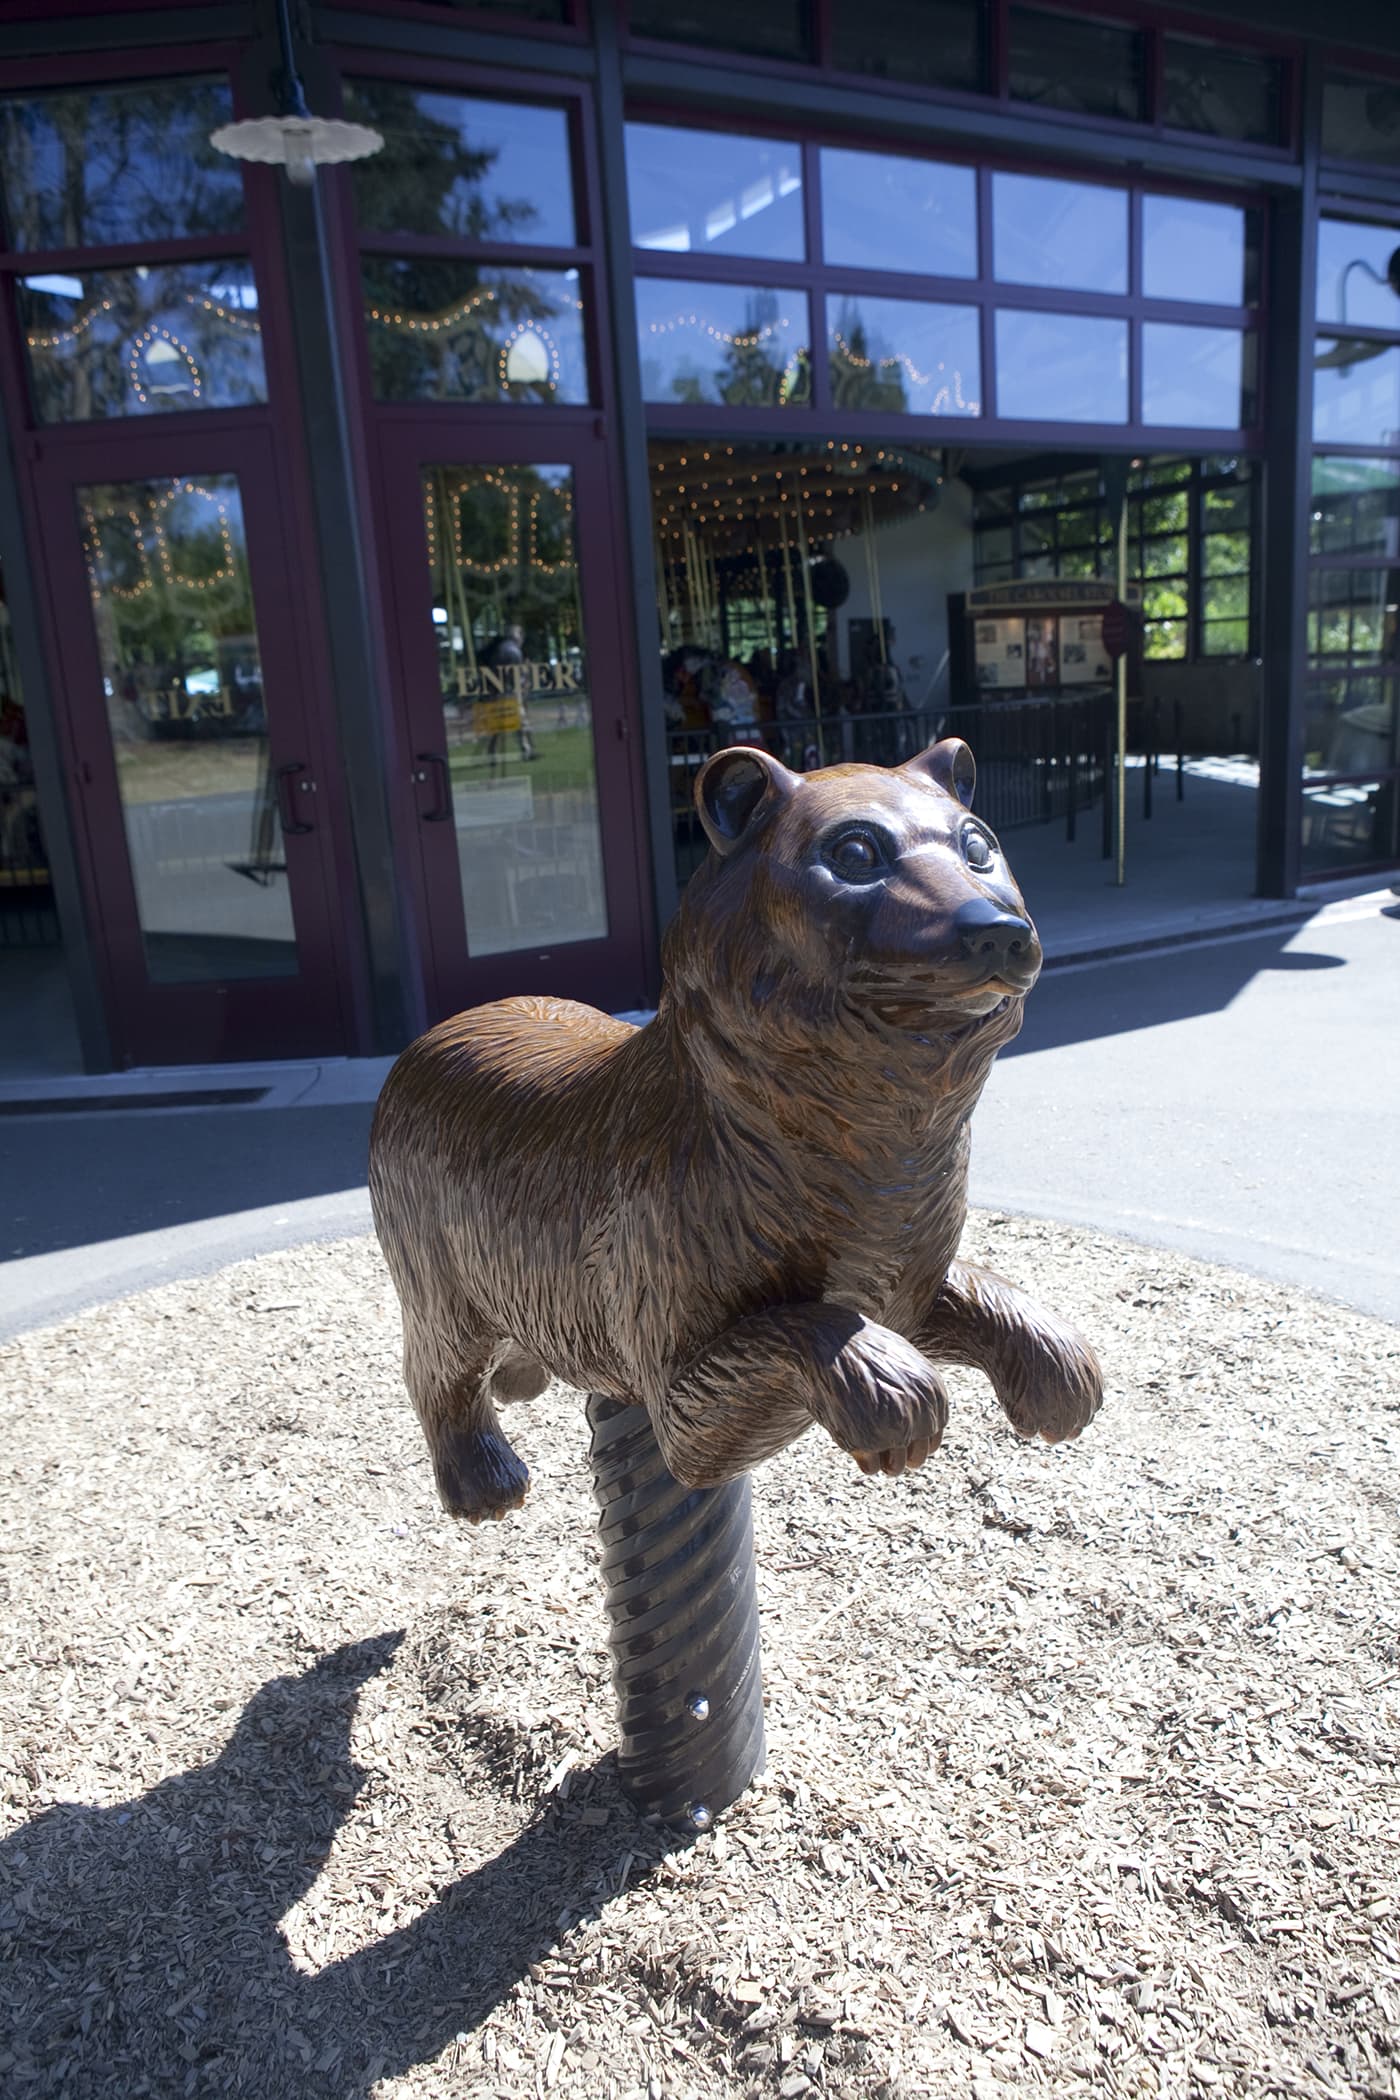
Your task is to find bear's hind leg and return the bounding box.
[400,1315,531,1523]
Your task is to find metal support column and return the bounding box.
[243,11,421,1052]
[591,7,679,977]
[587,1394,765,1830]
[1256,59,1321,899]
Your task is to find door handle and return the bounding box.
[276,760,315,835]
[413,750,453,823]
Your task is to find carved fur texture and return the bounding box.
[369,741,1103,1521]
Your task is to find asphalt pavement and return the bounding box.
[1,894,1396,1341]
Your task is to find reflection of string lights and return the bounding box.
[367,285,584,336]
[25,298,114,350]
[499,322,560,392]
[127,325,202,405]
[646,311,791,351]
[423,471,576,582]
[831,329,979,414]
[82,480,239,604]
[25,288,262,353]
[528,488,574,575]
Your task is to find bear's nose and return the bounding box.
[955,897,1035,963]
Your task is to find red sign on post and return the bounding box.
[1101,599,1131,660]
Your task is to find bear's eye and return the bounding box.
[962,827,998,872]
[824,827,886,883]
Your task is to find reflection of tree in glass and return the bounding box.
[830,306,908,414]
[668,291,810,409]
[363,259,575,404]
[22,266,265,424]
[345,84,544,242]
[0,81,243,250]
[85,482,259,741]
[429,468,581,671]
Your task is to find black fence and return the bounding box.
[669,692,1169,885]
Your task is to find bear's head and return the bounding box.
[665,740,1041,1050]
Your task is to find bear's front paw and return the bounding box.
[813,1319,950,1480]
[996,1317,1103,1445]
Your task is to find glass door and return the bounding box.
[33,427,355,1065]
[377,421,650,1019]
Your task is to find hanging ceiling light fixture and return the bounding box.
[209,0,382,187]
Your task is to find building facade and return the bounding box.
[0,0,1397,1072]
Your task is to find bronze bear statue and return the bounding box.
[369,739,1103,1522]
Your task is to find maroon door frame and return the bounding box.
[321,43,655,1021]
[31,421,359,1066]
[0,36,381,1067]
[371,410,651,1021]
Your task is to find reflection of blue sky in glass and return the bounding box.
[827,296,980,414]
[995,311,1127,421]
[346,88,575,246]
[0,78,243,249]
[1315,218,1400,329]
[634,279,809,405]
[626,124,804,261]
[1313,340,1400,446]
[1143,197,1249,307]
[992,173,1127,293]
[820,149,976,277]
[1142,323,1248,426]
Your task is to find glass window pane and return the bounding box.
[1008,6,1143,123]
[626,124,804,262]
[1142,324,1253,430]
[1203,531,1250,575]
[1162,37,1284,145]
[636,280,810,408]
[627,0,814,63]
[1203,483,1251,529]
[820,148,976,278]
[992,173,1128,294]
[1322,71,1400,170]
[422,464,608,958]
[0,79,243,251]
[344,85,574,246]
[1310,455,1400,559]
[1143,196,1252,308]
[1315,218,1400,330]
[831,0,982,92]
[1202,576,1249,621]
[362,261,588,404]
[1200,618,1249,656]
[1301,775,1400,876]
[1313,339,1400,447]
[1141,535,1187,577]
[1138,491,1188,533]
[79,475,295,984]
[18,263,266,426]
[1143,619,1186,659]
[995,311,1127,422]
[827,294,980,415]
[1307,570,1399,666]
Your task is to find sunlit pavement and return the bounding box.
[1,882,1396,1340]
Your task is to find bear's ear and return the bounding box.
[695,745,800,856]
[904,736,976,809]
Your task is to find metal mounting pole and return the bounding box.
[586,1394,765,1831]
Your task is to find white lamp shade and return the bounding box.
[210,115,383,183]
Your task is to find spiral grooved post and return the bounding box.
[587,1394,765,1829]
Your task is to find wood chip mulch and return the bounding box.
[1,1214,1397,2100]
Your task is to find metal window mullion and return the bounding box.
[803,139,828,412]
